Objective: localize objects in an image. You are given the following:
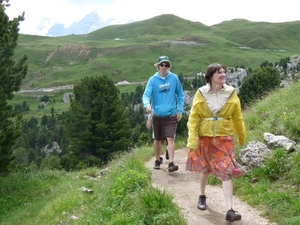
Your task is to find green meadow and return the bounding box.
[14,15,300,91]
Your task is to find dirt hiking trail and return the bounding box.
[145,148,277,225]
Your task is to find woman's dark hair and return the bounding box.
[205,63,226,85]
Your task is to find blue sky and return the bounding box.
[5,0,300,35]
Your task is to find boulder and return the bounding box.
[263,132,296,152]
[239,141,272,169]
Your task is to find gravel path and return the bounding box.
[145,148,277,225]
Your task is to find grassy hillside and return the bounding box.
[11,90,71,120]
[14,14,300,91]
[214,19,300,50]
[0,144,188,225]
[233,81,300,225]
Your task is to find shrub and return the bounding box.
[263,149,292,181]
[112,169,149,199]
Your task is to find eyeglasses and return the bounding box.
[159,63,170,68]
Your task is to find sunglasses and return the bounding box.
[159,63,170,68]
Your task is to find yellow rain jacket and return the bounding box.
[187,84,246,151]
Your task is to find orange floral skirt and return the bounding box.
[186,136,245,181]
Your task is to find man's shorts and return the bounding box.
[152,114,177,141]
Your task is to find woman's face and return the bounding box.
[211,68,226,85]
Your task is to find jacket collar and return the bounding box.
[200,83,232,93]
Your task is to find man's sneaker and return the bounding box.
[159,156,163,164]
[225,209,241,222]
[153,160,161,170]
[165,148,169,160]
[168,162,178,172]
[197,195,207,210]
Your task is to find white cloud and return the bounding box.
[5,0,300,35]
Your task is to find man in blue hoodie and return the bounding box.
[143,56,184,172]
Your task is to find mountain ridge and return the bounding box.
[36,11,133,37]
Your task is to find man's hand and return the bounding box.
[146,120,152,129]
[146,106,152,113]
[177,114,182,122]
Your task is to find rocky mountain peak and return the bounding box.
[34,11,116,37]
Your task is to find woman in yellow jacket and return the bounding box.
[186,63,246,222]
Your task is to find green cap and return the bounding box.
[157,55,170,64]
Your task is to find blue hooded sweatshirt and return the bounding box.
[143,71,184,117]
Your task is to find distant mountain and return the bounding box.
[35,11,133,37]
[34,18,59,36]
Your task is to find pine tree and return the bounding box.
[65,75,131,168]
[238,66,281,108]
[0,4,28,173]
